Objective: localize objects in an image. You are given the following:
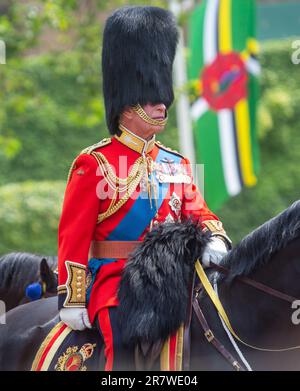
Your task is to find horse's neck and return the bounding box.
[195,237,300,371]
[217,236,300,342]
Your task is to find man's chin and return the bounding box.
[152,125,166,134]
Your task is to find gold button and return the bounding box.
[76,282,81,287]
[77,294,82,299]
[77,288,82,293]
[77,276,82,281]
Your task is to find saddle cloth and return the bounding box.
[31,320,184,371]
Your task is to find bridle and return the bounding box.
[209,262,298,304]
[191,260,300,371]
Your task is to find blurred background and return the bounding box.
[0,0,299,255]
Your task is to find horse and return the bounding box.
[0,201,300,371]
[0,252,58,311]
[189,200,300,371]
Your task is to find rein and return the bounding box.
[195,260,300,354]
[209,262,298,304]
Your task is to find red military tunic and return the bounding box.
[57,128,228,324]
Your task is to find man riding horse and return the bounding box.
[57,5,232,371]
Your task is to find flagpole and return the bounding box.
[168,0,196,175]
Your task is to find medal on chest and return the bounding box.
[154,158,192,184]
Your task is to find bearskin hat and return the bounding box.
[102,6,179,135]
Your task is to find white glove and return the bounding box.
[59,307,92,331]
[202,236,228,268]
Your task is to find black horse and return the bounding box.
[0,252,58,311]
[1,201,300,371]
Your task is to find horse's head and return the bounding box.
[40,258,58,297]
[25,258,58,302]
[203,201,300,370]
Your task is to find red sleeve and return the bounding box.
[181,157,219,227]
[57,153,100,308]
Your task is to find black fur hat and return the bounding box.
[102,6,179,135]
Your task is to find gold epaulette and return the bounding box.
[80,137,112,155]
[66,138,112,183]
[155,140,184,159]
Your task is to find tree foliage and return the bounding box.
[0,180,64,255]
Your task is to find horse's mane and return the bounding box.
[220,200,300,280]
[0,252,57,291]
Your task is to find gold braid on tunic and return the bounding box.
[91,151,149,224]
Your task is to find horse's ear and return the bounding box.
[40,258,56,289]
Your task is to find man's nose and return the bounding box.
[156,103,167,113]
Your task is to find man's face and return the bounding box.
[121,103,167,139]
[141,103,167,122]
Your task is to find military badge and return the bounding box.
[154,160,191,184]
[55,343,96,371]
[169,192,182,216]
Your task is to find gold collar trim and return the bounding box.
[115,124,156,154]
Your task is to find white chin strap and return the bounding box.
[132,104,168,126]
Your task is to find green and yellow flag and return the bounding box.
[188,0,260,210]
